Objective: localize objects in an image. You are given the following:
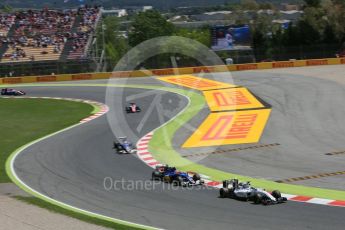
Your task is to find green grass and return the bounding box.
[0,98,93,183]
[14,196,145,230]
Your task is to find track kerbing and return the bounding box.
[136,131,345,207]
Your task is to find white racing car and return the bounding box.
[219,179,287,205]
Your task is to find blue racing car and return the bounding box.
[152,165,204,186]
[113,137,136,154]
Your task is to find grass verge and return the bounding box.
[0,98,93,183]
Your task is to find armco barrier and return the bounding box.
[272,61,294,68]
[236,63,258,71]
[36,76,57,82]
[1,57,345,85]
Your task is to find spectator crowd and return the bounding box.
[0,14,15,37]
[69,6,100,59]
[0,6,100,62]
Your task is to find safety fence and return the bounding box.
[1,57,345,85]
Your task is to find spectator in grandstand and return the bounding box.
[53,45,59,53]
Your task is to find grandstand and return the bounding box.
[0,6,101,77]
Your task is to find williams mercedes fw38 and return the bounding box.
[219,179,287,205]
[1,88,26,96]
[113,137,136,154]
[125,103,141,113]
[152,164,204,186]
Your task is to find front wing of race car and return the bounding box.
[253,190,287,205]
[117,147,137,154]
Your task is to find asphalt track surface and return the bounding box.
[176,71,345,191]
[9,76,345,230]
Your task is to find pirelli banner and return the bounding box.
[158,75,272,148]
[158,75,236,90]
[183,85,271,147]
[183,109,271,147]
[203,87,265,111]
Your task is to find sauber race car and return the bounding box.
[113,137,136,154]
[151,164,204,186]
[1,88,26,96]
[125,103,141,113]
[219,179,287,205]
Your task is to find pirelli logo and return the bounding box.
[158,74,271,148]
[152,69,175,75]
[273,62,294,68]
[204,88,265,111]
[183,109,271,147]
[306,59,328,66]
[193,66,215,73]
[236,64,258,71]
[2,77,22,84]
[202,114,257,140]
[158,75,236,90]
[72,74,92,80]
[36,76,57,82]
[111,71,131,78]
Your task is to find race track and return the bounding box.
[177,70,345,191]
[9,68,345,230]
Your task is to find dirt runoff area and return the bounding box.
[0,183,110,230]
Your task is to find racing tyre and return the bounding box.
[175,176,184,186]
[272,190,281,199]
[192,173,201,181]
[152,171,161,180]
[253,193,263,204]
[261,198,269,206]
[220,188,229,198]
[163,175,171,183]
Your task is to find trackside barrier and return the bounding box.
[1,57,345,85]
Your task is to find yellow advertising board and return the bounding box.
[203,88,265,111]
